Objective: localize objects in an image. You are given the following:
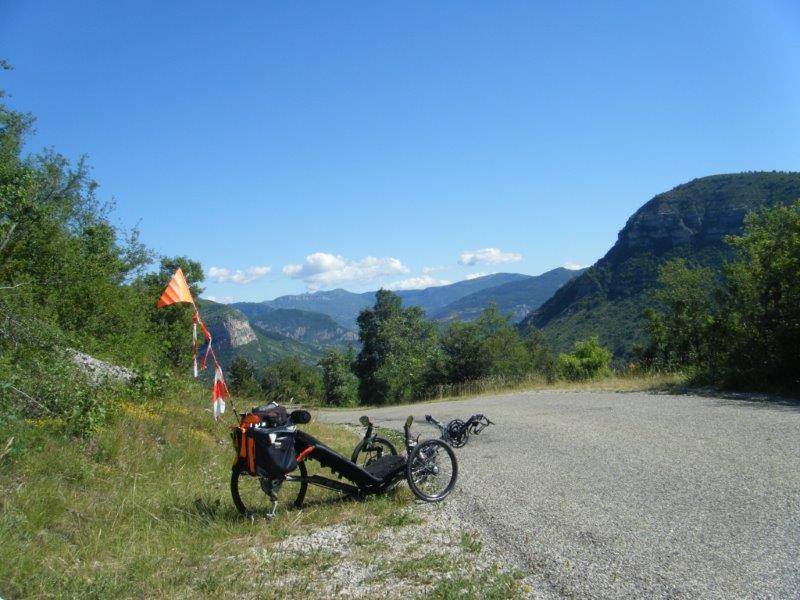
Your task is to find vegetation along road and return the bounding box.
[320,391,800,599]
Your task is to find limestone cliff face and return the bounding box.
[219,312,257,348]
[521,172,800,357]
[616,181,766,252]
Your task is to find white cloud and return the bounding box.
[563,262,588,270]
[202,295,235,303]
[207,266,271,284]
[386,276,452,291]
[421,265,446,274]
[458,247,522,266]
[464,272,491,280]
[283,252,409,290]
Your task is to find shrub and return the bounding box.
[557,337,613,381]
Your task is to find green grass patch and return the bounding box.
[0,391,413,598]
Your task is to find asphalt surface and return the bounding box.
[319,390,800,599]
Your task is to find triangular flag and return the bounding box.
[156,268,194,308]
[212,365,227,419]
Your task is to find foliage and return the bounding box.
[319,347,359,406]
[355,290,439,405]
[261,357,322,404]
[0,81,203,434]
[642,200,800,389]
[557,337,613,381]
[522,172,800,359]
[226,356,260,397]
[438,304,531,383]
[524,328,558,382]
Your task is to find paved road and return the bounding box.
[319,391,800,599]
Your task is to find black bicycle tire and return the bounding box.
[405,439,458,502]
[350,436,398,465]
[447,419,468,448]
[230,460,308,515]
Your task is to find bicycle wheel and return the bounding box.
[406,439,458,501]
[350,436,398,467]
[446,419,468,448]
[230,460,308,516]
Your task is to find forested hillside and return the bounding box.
[520,172,800,358]
[197,300,322,374]
[230,303,357,349]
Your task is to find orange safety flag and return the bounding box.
[156,267,194,308]
[212,365,227,420]
[157,268,232,421]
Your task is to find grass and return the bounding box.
[316,371,688,411]
[0,388,524,599]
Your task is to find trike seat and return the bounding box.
[295,430,405,488]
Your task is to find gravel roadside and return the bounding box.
[319,390,800,599]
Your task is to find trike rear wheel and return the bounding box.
[406,439,458,501]
[231,460,308,516]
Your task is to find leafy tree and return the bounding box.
[227,356,260,397]
[355,290,438,405]
[642,200,800,389]
[261,357,322,404]
[319,347,358,407]
[641,259,716,370]
[135,256,204,370]
[439,303,530,383]
[557,337,612,381]
[524,328,558,382]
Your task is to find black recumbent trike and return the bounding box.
[230,404,458,517]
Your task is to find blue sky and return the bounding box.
[2,1,799,301]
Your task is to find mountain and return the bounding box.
[229,303,358,349]
[264,289,372,330]
[397,273,530,316]
[197,299,321,373]
[519,172,800,358]
[433,267,585,323]
[262,273,530,328]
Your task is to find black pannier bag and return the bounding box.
[250,428,298,477]
[251,402,289,428]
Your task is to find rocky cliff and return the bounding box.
[521,172,800,358]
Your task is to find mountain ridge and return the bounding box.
[520,171,800,358]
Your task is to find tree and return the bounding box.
[227,356,260,397]
[319,347,358,407]
[524,328,557,382]
[642,200,800,389]
[355,289,438,405]
[439,304,530,384]
[261,357,322,404]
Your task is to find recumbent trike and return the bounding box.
[231,404,458,517]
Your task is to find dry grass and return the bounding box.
[0,389,522,599]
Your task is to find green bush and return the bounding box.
[557,337,613,381]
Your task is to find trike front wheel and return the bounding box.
[406,439,458,501]
[351,436,398,467]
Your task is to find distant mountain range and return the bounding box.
[433,267,584,323]
[255,272,531,329]
[520,172,800,358]
[200,269,580,371]
[199,172,800,371]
